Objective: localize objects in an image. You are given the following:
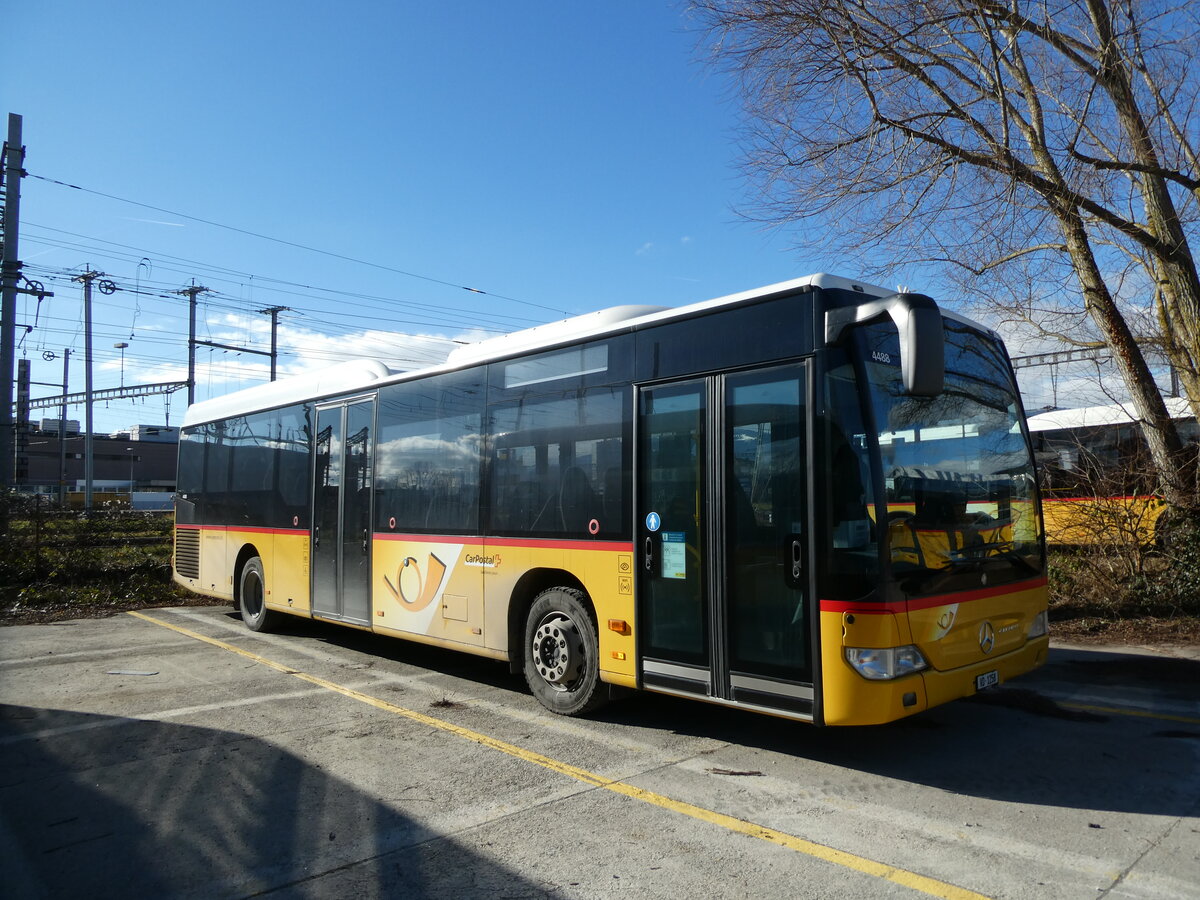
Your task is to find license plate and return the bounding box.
[975,670,999,691]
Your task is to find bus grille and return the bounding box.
[174,528,200,578]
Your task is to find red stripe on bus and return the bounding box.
[487,536,635,552]
[374,532,634,553]
[819,576,1048,614]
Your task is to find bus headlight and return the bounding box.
[1027,610,1048,639]
[845,646,928,680]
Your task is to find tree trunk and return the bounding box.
[1082,0,1200,423]
[1057,205,1191,508]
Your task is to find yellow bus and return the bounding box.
[1026,400,1195,546]
[173,274,1048,726]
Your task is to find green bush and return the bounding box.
[1048,513,1200,622]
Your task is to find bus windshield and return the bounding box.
[846,319,1043,597]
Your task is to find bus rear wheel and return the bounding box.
[523,587,606,716]
[239,556,278,633]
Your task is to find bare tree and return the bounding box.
[695,0,1200,508]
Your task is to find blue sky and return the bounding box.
[5,1,1086,434]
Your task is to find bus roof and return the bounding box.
[1025,396,1193,432]
[181,272,986,428]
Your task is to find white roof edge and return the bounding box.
[446,304,670,365]
[182,273,995,426]
[1026,396,1193,432]
[181,358,396,427]
[446,273,899,366]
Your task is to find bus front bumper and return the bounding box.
[822,635,1050,726]
[922,635,1051,712]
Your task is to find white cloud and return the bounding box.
[119,315,471,409]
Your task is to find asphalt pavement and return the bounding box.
[1,607,1197,899]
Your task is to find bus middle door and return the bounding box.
[312,396,375,625]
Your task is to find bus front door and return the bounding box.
[312,397,375,625]
[637,364,813,718]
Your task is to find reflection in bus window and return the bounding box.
[375,376,483,534]
[823,356,880,602]
[857,322,1043,595]
[490,387,626,537]
[726,368,808,678]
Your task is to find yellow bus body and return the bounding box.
[174,527,640,687]
[1040,494,1165,546]
[175,524,1047,725]
[820,578,1049,726]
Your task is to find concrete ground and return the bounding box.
[1,606,1197,899]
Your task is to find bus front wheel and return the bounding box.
[239,556,278,633]
[523,587,606,716]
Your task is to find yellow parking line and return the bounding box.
[1060,701,1200,726]
[127,610,988,900]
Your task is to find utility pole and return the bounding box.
[15,358,29,484]
[257,305,289,381]
[58,348,69,505]
[1,113,25,490]
[73,269,104,509]
[177,283,209,406]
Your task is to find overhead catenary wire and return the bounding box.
[21,254,541,336]
[17,173,600,430]
[22,225,551,330]
[27,172,572,316]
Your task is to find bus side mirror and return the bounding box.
[824,293,945,397]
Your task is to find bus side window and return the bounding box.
[488,387,625,538]
[375,374,483,535]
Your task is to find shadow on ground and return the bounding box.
[0,703,557,899]
[260,615,1200,821]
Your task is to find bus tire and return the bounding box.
[523,587,607,716]
[239,556,278,633]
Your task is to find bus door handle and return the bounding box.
[362,529,369,554]
[787,536,804,587]
[644,536,654,573]
[314,526,320,548]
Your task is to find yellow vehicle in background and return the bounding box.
[1026,401,1192,547]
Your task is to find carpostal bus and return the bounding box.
[172,274,1049,726]
[1026,399,1195,546]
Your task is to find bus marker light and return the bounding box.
[612,651,626,660]
[608,619,630,635]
